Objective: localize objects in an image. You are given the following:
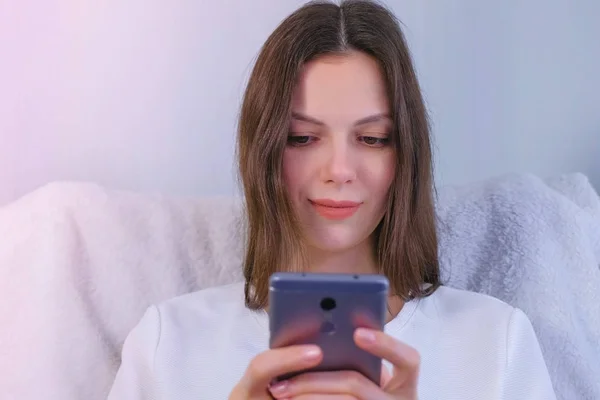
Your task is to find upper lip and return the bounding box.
[310,199,362,208]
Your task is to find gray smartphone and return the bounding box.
[268,272,389,384]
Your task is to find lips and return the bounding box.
[309,199,362,220]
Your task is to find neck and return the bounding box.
[305,236,378,275]
[304,236,403,323]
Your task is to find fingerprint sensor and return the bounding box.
[320,321,336,335]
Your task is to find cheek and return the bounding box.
[365,152,396,196]
[282,150,306,195]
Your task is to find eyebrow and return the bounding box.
[291,111,391,127]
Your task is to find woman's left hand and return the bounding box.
[268,328,420,399]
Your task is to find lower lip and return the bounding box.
[311,203,360,220]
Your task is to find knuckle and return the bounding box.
[246,355,264,382]
[404,345,421,368]
[386,336,420,370]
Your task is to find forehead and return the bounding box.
[291,51,390,119]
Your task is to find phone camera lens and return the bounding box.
[320,297,336,311]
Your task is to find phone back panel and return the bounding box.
[269,272,388,383]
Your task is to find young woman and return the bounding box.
[108,1,556,399]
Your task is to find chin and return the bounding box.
[309,226,364,252]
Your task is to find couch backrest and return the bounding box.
[1,173,598,399]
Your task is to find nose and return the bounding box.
[321,140,357,185]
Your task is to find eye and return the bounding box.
[287,135,316,147]
[359,136,390,147]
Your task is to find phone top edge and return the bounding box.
[269,272,389,293]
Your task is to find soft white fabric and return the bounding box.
[0,184,244,400]
[106,281,556,399]
[0,173,598,399]
[435,173,600,399]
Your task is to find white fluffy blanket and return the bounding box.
[0,173,598,400]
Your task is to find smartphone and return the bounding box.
[268,272,389,384]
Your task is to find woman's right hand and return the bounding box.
[228,345,323,399]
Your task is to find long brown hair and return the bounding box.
[237,0,440,310]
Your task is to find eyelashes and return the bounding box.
[359,136,390,147]
[287,135,315,146]
[287,134,391,148]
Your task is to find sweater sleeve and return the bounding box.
[500,308,556,399]
[107,306,162,400]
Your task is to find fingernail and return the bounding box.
[356,328,376,343]
[269,380,289,395]
[303,346,321,360]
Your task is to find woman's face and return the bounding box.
[283,51,395,254]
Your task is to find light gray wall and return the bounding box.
[1,0,598,206]
[412,0,600,188]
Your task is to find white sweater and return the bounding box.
[107,282,556,399]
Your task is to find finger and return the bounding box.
[354,329,420,391]
[380,364,393,387]
[268,370,386,400]
[290,395,358,400]
[241,345,322,393]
